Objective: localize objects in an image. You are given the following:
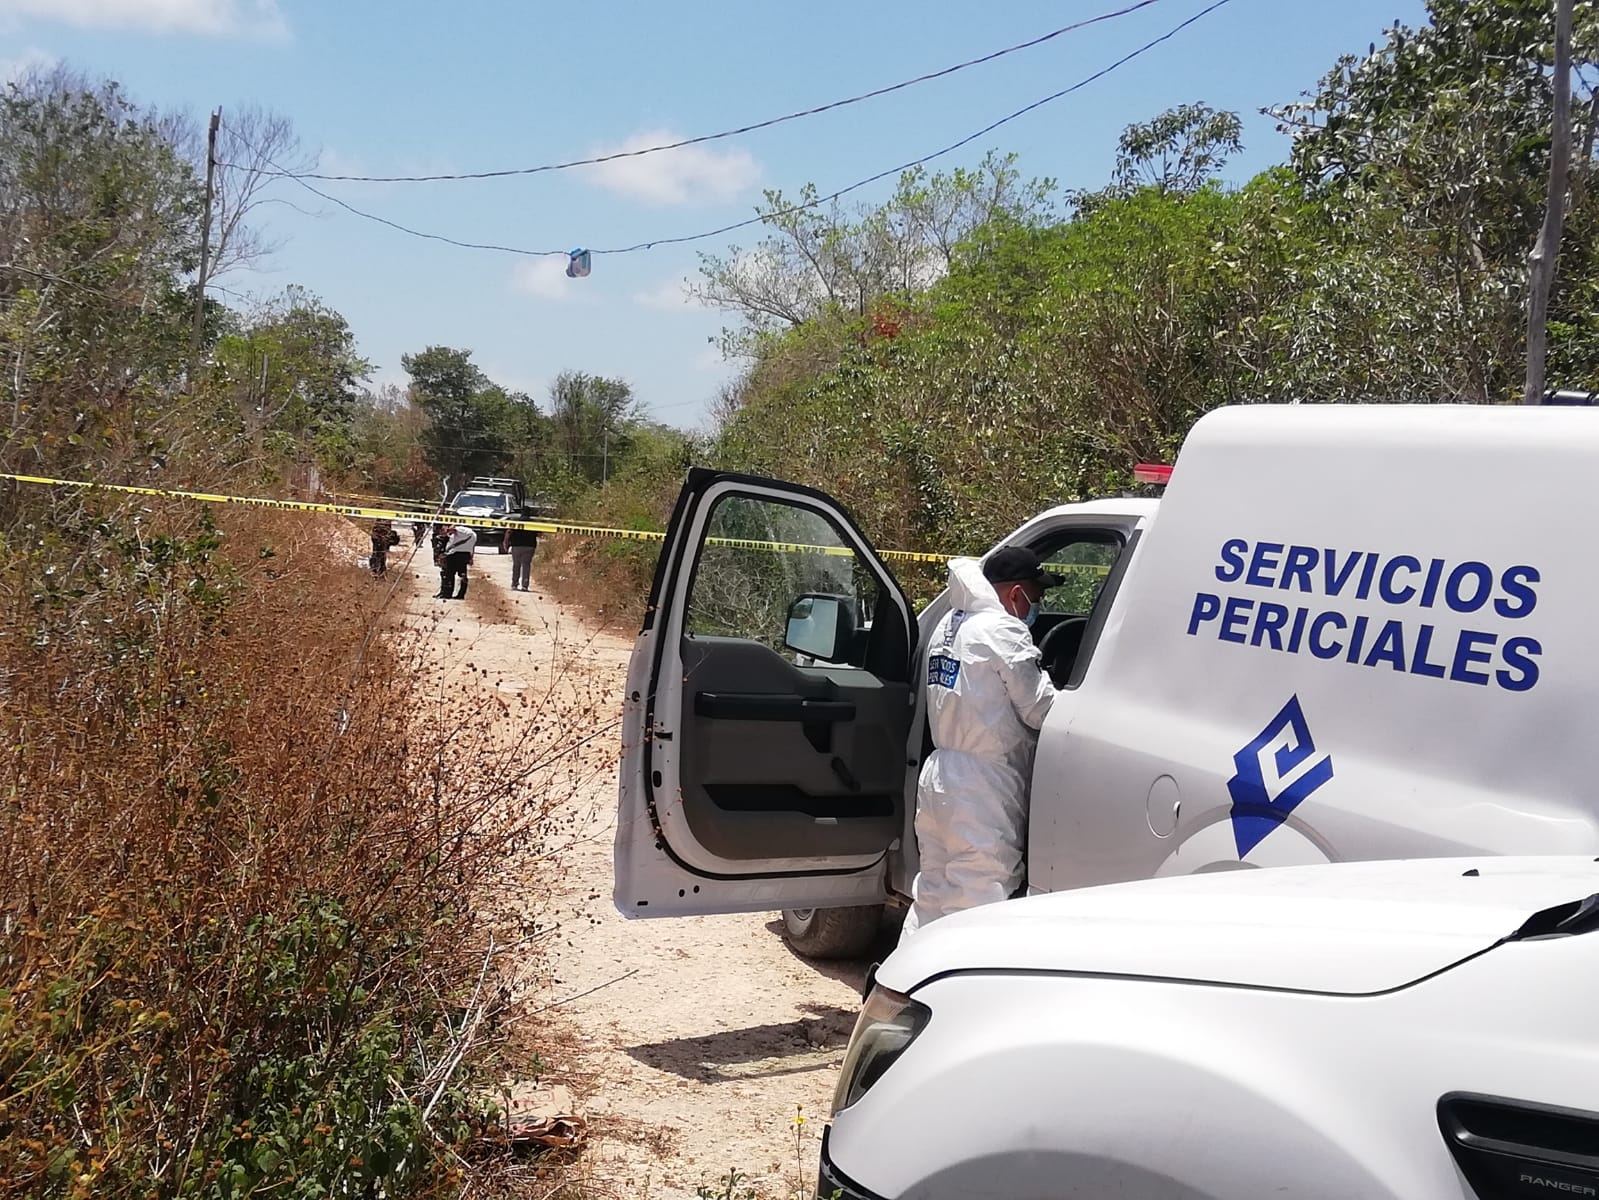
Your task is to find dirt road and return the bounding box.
[386,543,882,1199]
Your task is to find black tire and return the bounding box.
[780,904,883,960]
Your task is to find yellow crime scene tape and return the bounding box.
[0,472,1114,577]
[0,470,973,566]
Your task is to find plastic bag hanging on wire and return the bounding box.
[566,248,591,278]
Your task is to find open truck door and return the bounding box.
[614,469,917,918]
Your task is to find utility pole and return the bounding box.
[253,352,268,459]
[190,108,221,384]
[1524,0,1574,405]
[602,423,610,485]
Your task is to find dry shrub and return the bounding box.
[529,535,654,632]
[531,529,950,626]
[0,496,569,1197]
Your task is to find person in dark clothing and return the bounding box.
[505,509,540,591]
[411,520,426,548]
[437,524,477,600]
[369,520,395,577]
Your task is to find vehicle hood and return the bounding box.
[880,857,1599,996]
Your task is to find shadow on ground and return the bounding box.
[761,917,904,995]
[624,1001,859,1083]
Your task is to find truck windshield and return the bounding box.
[453,491,507,510]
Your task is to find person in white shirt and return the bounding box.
[438,524,477,600]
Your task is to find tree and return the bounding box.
[1069,103,1243,216]
[692,151,1054,350]
[1276,1,1599,215]
[1112,103,1243,197]
[213,287,370,469]
[546,371,639,483]
[1273,0,1599,398]
[0,65,201,477]
[401,345,508,485]
[194,104,310,281]
[347,383,439,497]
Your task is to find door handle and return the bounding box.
[694,693,857,722]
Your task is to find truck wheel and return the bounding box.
[781,905,883,960]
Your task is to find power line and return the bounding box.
[243,0,1232,259]
[597,0,1233,255]
[242,0,1167,185]
[278,172,566,256]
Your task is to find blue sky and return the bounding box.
[1,0,1427,429]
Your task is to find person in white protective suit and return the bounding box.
[900,546,1061,939]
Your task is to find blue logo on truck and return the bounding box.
[1228,696,1334,857]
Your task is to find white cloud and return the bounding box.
[582,129,759,207]
[0,45,54,82]
[511,256,590,303]
[632,275,701,312]
[0,0,287,38]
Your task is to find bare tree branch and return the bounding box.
[169,104,312,279]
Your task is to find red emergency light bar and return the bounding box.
[1133,463,1173,485]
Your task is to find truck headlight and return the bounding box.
[831,986,931,1114]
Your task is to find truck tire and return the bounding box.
[780,905,883,960]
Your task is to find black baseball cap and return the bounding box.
[982,546,1062,588]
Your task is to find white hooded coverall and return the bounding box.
[902,557,1056,937]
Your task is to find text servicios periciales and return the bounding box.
[1187,540,1542,693]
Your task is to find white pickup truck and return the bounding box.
[819,857,1599,1199]
[613,405,1599,956]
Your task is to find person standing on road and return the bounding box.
[369,519,395,577]
[901,546,1060,940]
[505,508,540,592]
[438,523,477,600]
[411,520,426,548]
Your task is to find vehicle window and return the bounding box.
[1041,537,1122,615]
[685,494,881,667]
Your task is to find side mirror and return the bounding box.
[784,594,856,663]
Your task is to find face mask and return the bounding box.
[1013,589,1040,627]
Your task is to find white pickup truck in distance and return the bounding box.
[612,405,1599,956]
